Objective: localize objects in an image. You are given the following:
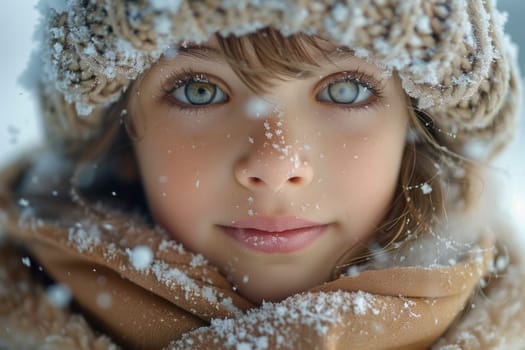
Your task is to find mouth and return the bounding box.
[219,216,329,253]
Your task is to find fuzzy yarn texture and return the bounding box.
[32,0,520,159]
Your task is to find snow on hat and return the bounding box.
[34,0,520,159]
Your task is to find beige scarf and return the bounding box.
[1,203,493,350]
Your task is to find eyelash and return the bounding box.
[160,69,228,114]
[316,70,385,111]
[160,68,385,113]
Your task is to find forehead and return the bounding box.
[160,34,386,76]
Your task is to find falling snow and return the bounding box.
[421,183,432,195]
[1,1,525,349]
[96,292,113,309]
[46,283,72,308]
[18,198,29,207]
[21,256,31,267]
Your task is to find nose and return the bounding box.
[234,120,314,193]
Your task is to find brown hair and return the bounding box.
[76,27,476,276]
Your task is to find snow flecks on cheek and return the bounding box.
[192,170,201,189]
[245,196,256,217]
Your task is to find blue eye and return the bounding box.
[172,80,227,105]
[317,79,373,105]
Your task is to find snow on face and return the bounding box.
[131,36,411,303]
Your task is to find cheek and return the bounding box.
[134,130,226,234]
[341,138,402,194]
[320,120,406,233]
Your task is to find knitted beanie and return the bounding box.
[34,0,520,160]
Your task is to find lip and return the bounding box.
[231,216,323,232]
[220,216,329,253]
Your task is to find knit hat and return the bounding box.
[34,0,520,159]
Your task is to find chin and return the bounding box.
[230,266,331,304]
[237,281,303,304]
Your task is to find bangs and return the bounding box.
[215,27,348,93]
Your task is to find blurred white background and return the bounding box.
[0,1,523,221]
[0,2,40,166]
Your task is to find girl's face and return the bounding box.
[130,37,409,303]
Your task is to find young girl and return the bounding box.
[1,1,524,349]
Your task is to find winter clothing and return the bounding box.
[2,0,524,349]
